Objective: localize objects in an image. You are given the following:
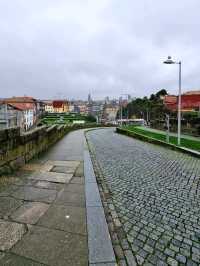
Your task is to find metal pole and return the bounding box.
[120,100,122,126]
[5,104,8,128]
[198,105,200,118]
[177,62,182,145]
[146,109,148,125]
[166,114,170,143]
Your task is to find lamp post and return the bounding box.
[163,56,182,146]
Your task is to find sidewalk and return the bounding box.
[0,129,116,266]
[142,126,200,141]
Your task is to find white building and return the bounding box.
[69,104,75,112]
[44,102,54,113]
[0,103,22,129]
[0,97,36,131]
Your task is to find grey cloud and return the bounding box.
[0,0,200,99]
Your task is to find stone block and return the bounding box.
[12,186,57,203]
[11,202,49,224]
[12,225,88,266]
[0,219,26,251]
[38,204,86,235]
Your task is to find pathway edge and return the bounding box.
[84,135,117,265]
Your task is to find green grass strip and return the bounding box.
[124,126,200,152]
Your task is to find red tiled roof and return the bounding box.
[164,94,200,110]
[3,96,37,103]
[53,100,68,108]
[181,95,200,108]
[9,102,35,111]
[183,90,200,95]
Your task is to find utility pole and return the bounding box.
[120,99,123,126]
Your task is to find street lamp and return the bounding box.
[163,56,182,146]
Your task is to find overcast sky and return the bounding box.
[0,0,200,100]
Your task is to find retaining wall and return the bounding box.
[0,125,71,175]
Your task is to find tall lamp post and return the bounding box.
[163,56,182,146]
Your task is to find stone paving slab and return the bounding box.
[21,163,53,172]
[0,184,19,197]
[51,165,76,174]
[0,130,107,265]
[28,171,73,183]
[46,160,80,168]
[74,162,84,177]
[12,186,57,203]
[0,196,23,218]
[32,180,64,191]
[11,202,49,225]
[12,225,88,266]
[0,219,27,251]
[0,252,46,265]
[54,189,85,207]
[12,176,36,187]
[64,183,85,194]
[70,176,85,184]
[38,204,86,235]
[90,263,117,266]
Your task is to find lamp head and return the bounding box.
[163,56,175,64]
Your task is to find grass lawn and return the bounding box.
[124,126,200,152]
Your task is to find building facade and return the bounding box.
[44,101,54,113]
[0,97,40,131]
[52,100,69,113]
[0,104,22,129]
[164,91,200,112]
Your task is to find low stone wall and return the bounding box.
[0,125,72,175]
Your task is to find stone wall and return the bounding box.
[0,125,71,175]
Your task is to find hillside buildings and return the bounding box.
[0,97,45,131]
[44,101,54,113]
[43,100,70,113]
[52,100,69,113]
[0,94,123,129]
[164,90,200,112]
[0,104,23,129]
[101,103,119,124]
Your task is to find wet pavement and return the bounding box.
[0,130,88,266]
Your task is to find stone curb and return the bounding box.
[85,130,138,266]
[84,136,117,265]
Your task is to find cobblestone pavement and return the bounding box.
[86,128,200,266]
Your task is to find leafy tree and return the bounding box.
[86,114,96,122]
[124,89,169,121]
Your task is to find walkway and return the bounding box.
[0,129,115,266]
[86,128,200,266]
[141,126,200,142]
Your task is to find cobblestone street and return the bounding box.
[86,128,200,266]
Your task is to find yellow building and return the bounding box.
[52,100,69,113]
